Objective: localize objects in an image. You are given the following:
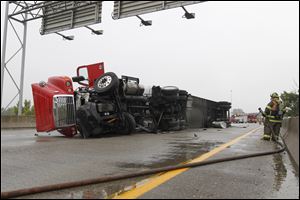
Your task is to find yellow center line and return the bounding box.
[111,127,262,199]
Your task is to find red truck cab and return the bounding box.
[32,62,104,137]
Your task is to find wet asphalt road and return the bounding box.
[1,124,299,199]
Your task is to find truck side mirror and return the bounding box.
[72,76,85,83]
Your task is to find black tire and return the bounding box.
[76,109,91,139]
[218,101,231,109]
[159,120,170,131]
[163,95,178,102]
[120,112,136,134]
[94,72,119,94]
[218,101,231,106]
[161,86,179,95]
[179,90,188,96]
[78,124,90,139]
[178,96,188,101]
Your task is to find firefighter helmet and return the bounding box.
[270,92,279,98]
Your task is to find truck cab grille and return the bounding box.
[53,95,76,128]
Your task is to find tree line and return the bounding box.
[230,90,298,118]
[1,99,35,116]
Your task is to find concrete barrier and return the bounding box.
[281,117,299,168]
[1,116,36,129]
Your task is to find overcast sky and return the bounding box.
[1,1,299,113]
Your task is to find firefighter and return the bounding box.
[262,92,286,141]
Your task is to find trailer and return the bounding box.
[32,62,231,138]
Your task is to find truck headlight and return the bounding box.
[39,81,46,87]
[66,81,72,87]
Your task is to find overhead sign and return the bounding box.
[40,1,102,35]
[112,1,205,20]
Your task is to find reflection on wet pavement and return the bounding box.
[116,139,224,170]
[107,139,224,199]
[272,153,287,191]
[60,176,153,199]
[36,135,225,199]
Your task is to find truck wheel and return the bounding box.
[159,120,169,131]
[76,108,92,139]
[161,86,179,95]
[218,101,231,109]
[78,125,90,139]
[179,90,188,96]
[121,112,136,134]
[94,72,119,94]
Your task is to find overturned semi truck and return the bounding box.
[32,62,231,138]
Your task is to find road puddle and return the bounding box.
[116,140,224,170]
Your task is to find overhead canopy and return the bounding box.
[40,1,102,35]
[112,1,205,20]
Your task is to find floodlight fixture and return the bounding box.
[136,15,152,26]
[55,32,74,40]
[85,26,103,35]
[181,6,195,19]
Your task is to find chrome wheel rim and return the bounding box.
[97,75,112,88]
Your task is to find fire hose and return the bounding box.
[1,120,286,199]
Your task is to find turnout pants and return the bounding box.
[263,119,281,140]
